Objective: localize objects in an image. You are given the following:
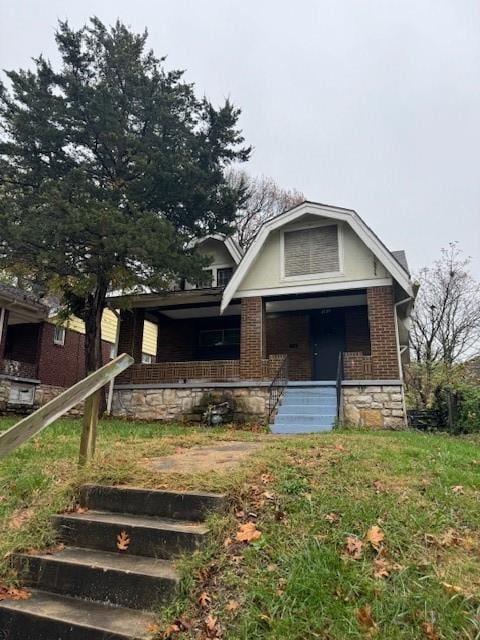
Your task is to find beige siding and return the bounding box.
[142,320,158,356]
[48,309,157,355]
[198,238,235,266]
[237,215,389,293]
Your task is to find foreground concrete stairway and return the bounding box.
[0,484,227,640]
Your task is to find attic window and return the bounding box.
[283,225,340,277]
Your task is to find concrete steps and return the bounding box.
[0,485,227,639]
[271,384,338,434]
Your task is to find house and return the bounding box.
[0,284,158,412]
[110,201,414,431]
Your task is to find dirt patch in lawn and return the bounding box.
[145,441,264,474]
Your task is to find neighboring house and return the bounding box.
[0,284,157,412]
[111,201,414,430]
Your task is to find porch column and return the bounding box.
[240,296,266,380]
[367,286,400,379]
[117,308,145,363]
[0,308,9,370]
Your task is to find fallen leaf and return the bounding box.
[266,563,278,572]
[204,614,219,638]
[0,586,31,601]
[365,525,384,551]
[116,530,131,551]
[226,599,240,612]
[421,621,439,640]
[236,521,261,543]
[263,491,275,500]
[438,528,462,547]
[373,557,391,579]
[451,485,464,495]
[261,473,273,484]
[235,510,245,519]
[163,623,181,638]
[146,623,160,634]
[223,537,232,548]
[198,591,211,608]
[324,512,340,524]
[372,480,387,493]
[441,582,463,595]
[356,605,377,629]
[344,536,363,560]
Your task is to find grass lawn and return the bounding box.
[1,417,479,639]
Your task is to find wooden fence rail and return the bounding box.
[0,353,133,464]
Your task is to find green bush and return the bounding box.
[456,384,480,433]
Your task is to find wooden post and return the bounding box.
[78,390,101,466]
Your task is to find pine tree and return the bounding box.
[0,18,250,374]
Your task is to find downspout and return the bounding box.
[394,295,413,428]
[106,309,121,415]
[0,308,5,352]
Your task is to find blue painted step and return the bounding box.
[271,384,337,434]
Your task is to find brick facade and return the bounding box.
[240,297,265,379]
[345,306,371,355]
[266,313,312,380]
[37,322,111,388]
[367,286,399,379]
[118,309,145,364]
[156,315,195,362]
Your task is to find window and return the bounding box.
[199,328,240,347]
[141,353,153,364]
[53,326,66,346]
[284,225,340,278]
[216,267,233,287]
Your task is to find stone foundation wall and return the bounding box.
[34,384,84,416]
[112,386,270,423]
[0,379,11,410]
[342,384,406,429]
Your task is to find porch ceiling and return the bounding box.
[264,292,367,314]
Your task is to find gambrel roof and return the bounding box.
[221,201,413,312]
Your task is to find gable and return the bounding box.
[221,203,412,311]
[197,238,237,267]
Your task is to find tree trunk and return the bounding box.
[84,285,108,375]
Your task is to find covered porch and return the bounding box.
[114,285,403,386]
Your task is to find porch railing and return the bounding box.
[268,355,289,421]
[336,351,344,421]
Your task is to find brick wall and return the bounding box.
[367,286,399,379]
[240,297,265,379]
[117,309,145,363]
[266,313,311,380]
[37,322,111,387]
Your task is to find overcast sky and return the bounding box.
[1,0,479,277]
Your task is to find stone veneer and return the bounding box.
[0,379,83,416]
[342,384,406,429]
[112,385,270,423]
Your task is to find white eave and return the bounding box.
[221,201,413,312]
[194,234,243,265]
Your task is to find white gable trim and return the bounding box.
[221,202,412,312]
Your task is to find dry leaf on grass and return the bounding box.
[0,586,31,601]
[236,521,261,543]
[198,591,211,608]
[116,530,131,551]
[441,582,463,595]
[204,614,219,638]
[344,536,363,560]
[451,485,464,495]
[162,617,191,638]
[365,525,384,551]
[324,512,340,524]
[421,621,439,640]
[373,557,391,579]
[8,508,34,530]
[226,599,240,612]
[356,605,377,630]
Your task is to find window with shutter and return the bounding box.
[283,225,340,277]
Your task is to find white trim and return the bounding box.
[230,278,393,300]
[53,325,66,346]
[279,221,344,282]
[221,202,412,312]
[0,308,5,349]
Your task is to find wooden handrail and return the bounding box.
[0,353,134,462]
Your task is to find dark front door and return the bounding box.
[311,309,346,380]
